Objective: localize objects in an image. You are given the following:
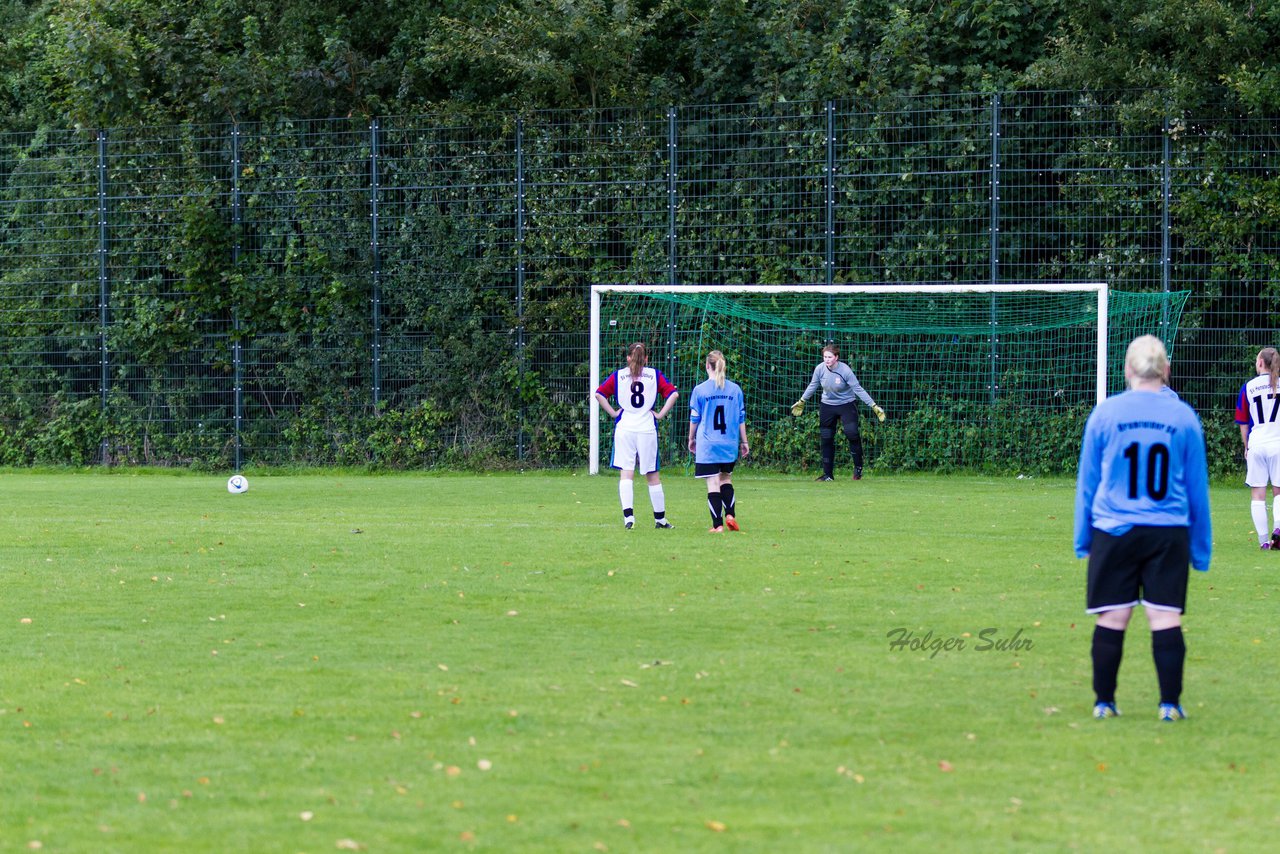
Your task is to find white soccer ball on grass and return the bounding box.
[227,474,249,494]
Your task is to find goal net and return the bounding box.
[589,284,1189,475]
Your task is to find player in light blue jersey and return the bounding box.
[687,350,748,532]
[1074,335,1211,723]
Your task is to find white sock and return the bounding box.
[1272,495,1280,536]
[648,484,665,516]
[1253,500,1270,542]
[619,479,635,517]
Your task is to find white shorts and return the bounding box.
[611,428,659,474]
[1246,442,1280,487]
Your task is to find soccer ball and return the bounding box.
[227,474,249,494]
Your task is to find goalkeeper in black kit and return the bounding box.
[791,343,884,481]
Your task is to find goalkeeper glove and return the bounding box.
[790,399,805,417]
[873,404,886,422]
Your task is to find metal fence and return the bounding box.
[1,92,1277,470]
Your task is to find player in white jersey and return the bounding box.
[593,342,679,529]
[687,350,748,533]
[1234,347,1280,549]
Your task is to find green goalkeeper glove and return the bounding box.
[790,399,805,417]
[873,404,886,422]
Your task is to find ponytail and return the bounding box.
[1261,347,1280,393]
[626,342,648,378]
[706,350,727,389]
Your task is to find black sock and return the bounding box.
[820,436,835,477]
[1091,625,1126,703]
[623,508,634,521]
[720,484,735,516]
[707,492,723,527]
[1151,626,1186,706]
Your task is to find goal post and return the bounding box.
[588,283,1188,474]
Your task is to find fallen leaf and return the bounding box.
[705,820,727,832]
[938,760,954,772]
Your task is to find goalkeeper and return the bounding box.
[791,343,884,481]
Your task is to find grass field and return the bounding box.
[2,469,1278,852]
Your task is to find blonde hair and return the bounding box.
[706,350,727,389]
[1260,347,1280,393]
[626,342,648,377]
[1125,335,1170,382]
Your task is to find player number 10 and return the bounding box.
[1123,441,1170,501]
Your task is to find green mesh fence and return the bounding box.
[594,287,1188,474]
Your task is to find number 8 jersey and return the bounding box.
[1074,388,1212,571]
[596,367,677,433]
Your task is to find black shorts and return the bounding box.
[1086,526,1191,615]
[694,462,736,478]
[819,401,860,435]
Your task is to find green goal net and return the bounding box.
[589,284,1189,474]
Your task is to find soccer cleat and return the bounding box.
[1158,703,1187,722]
[1263,541,1272,550]
[815,474,834,482]
[708,526,724,533]
[1093,701,1120,719]
[1271,528,1280,550]
[853,467,863,481]
[724,514,739,532]
[624,518,634,529]
[654,519,675,529]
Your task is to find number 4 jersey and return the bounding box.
[1074,388,1212,571]
[688,378,746,464]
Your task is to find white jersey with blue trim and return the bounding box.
[1235,373,1280,448]
[596,367,676,433]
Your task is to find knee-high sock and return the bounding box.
[1272,495,1280,535]
[619,479,634,518]
[1151,626,1186,706]
[1253,500,1270,542]
[1091,625,1125,703]
[648,484,666,519]
[707,491,723,527]
[720,483,735,516]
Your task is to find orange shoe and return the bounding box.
[724,515,739,532]
[708,526,724,533]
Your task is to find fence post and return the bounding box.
[989,94,1002,403]
[667,107,678,286]
[231,124,244,471]
[370,119,382,412]
[515,116,526,462]
[96,130,110,465]
[1161,114,1172,337]
[825,101,835,288]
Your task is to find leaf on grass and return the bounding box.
[938,760,954,772]
[620,679,639,688]
[335,840,365,851]
[705,820,727,832]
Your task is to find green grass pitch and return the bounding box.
[2,470,1278,851]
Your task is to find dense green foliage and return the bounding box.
[1,2,1278,471]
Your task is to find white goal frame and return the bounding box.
[588,282,1109,474]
